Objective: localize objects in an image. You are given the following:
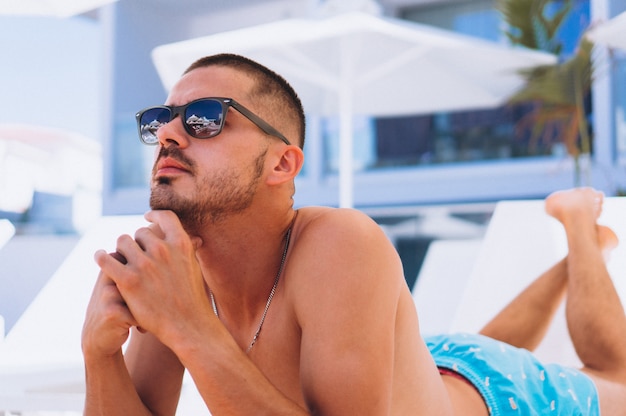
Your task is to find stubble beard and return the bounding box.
[149,147,267,234]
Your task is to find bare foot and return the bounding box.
[598,225,619,261]
[545,187,604,226]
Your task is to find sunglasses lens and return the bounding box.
[184,99,224,138]
[139,107,171,144]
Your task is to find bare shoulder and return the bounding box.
[285,206,405,305]
[292,206,391,245]
[281,207,429,414]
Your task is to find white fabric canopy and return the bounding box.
[0,0,118,17]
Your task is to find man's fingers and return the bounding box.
[109,251,128,264]
[144,210,186,240]
[95,249,123,270]
[145,210,204,249]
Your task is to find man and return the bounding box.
[82,53,626,415]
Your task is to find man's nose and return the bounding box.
[156,116,191,148]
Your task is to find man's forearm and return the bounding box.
[84,350,153,416]
[176,336,308,415]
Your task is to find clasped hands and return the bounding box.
[83,210,208,357]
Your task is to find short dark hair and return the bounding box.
[185,53,306,149]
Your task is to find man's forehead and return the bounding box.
[167,65,252,105]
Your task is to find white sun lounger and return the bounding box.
[412,238,484,336]
[0,216,147,414]
[0,219,16,342]
[448,197,626,367]
[0,215,210,415]
[0,220,15,251]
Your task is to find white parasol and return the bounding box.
[152,10,556,208]
[0,0,118,17]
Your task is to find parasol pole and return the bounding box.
[338,37,354,209]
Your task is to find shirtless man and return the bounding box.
[81,53,626,415]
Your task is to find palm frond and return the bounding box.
[497,0,594,184]
[496,0,570,54]
[510,37,594,106]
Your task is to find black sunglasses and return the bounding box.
[135,97,291,146]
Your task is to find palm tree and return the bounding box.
[497,0,594,186]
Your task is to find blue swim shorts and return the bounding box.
[425,333,600,415]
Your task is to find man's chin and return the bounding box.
[149,189,180,212]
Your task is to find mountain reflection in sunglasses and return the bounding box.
[136,97,291,146]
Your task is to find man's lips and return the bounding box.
[155,157,191,176]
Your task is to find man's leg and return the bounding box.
[479,225,616,352]
[478,258,567,351]
[546,188,626,415]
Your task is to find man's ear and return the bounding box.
[266,146,304,185]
